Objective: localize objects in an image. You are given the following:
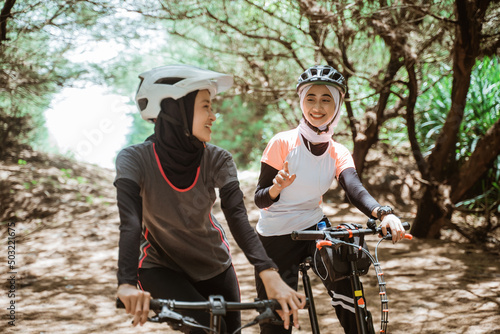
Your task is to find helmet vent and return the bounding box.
[138,98,148,111]
[332,73,342,80]
[155,77,184,85]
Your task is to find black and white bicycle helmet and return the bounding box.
[296,65,347,96]
[135,64,233,122]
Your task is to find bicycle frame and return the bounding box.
[292,220,411,334]
[299,252,375,334]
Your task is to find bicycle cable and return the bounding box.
[313,247,330,281]
[231,306,283,334]
[317,233,393,334]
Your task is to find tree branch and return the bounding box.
[0,0,16,45]
[242,0,300,30]
[404,58,429,179]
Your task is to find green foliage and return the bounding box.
[0,0,111,158]
[458,57,500,160]
[416,56,500,159]
[0,0,145,158]
[415,63,453,154]
[0,29,72,157]
[125,113,155,145]
[23,180,38,190]
[211,96,289,169]
[416,56,500,211]
[60,168,73,179]
[456,57,500,212]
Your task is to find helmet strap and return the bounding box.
[179,98,204,148]
[161,99,190,138]
[304,115,336,135]
[177,99,191,137]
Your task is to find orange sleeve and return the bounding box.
[261,135,289,171]
[332,142,356,179]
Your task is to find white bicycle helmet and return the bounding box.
[135,64,233,122]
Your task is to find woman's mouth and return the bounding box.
[309,113,325,120]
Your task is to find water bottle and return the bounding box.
[317,220,327,243]
[317,220,327,231]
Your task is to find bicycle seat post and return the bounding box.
[299,257,320,334]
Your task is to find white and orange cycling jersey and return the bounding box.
[256,127,355,236]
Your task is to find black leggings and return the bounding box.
[138,265,241,334]
[255,224,360,334]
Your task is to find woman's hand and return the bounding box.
[269,161,296,200]
[117,283,151,326]
[259,269,307,330]
[378,214,405,243]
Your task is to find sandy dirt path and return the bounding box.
[1,153,499,333]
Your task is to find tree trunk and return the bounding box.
[412,185,451,238]
[0,0,17,45]
[410,0,492,238]
[451,117,500,203]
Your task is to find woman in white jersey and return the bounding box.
[115,65,306,333]
[254,65,406,334]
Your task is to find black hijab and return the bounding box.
[153,90,204,189]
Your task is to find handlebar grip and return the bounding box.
[116,298,164,311]
[291,230,324,240]
[150,299,164,311]
[116,298,125,309]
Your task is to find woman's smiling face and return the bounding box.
[192,89,216,142]
[301,85,336,128]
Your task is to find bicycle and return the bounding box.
[291,219,412,334]
[116,294,292,333]
[116,220,410,334]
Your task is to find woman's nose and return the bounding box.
[209,109,216,121]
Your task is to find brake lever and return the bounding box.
[254,307,284,326]
[156,306,184,323]
[154,308,210,332]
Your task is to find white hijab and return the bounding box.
[297,84,343,143]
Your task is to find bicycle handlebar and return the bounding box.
[116,295,285,332]
[291,221,412,241]
[116,296,281,313]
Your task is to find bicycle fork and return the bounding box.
[299,258,320,334]
[347,247,375,334]
[299,255,375,334]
